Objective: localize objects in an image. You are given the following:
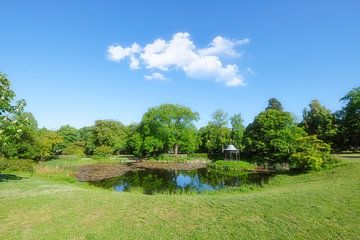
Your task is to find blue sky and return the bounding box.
[0,0,359,129]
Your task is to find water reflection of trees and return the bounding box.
[91,168,272,194]
[196,169,269,189]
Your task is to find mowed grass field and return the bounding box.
[0,155,359,239]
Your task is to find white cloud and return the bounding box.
[107,43,140,62]
[107,32,250,87]
[144,72,168,81]
[198,36,249,57]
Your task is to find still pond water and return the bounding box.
[90,168,273,194]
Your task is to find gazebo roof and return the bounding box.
[224,144,238,151]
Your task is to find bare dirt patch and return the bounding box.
[76,163,134,181]
[76,161,208,181]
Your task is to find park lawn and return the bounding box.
[0,155,359,239]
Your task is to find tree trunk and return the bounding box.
[174,144,179,156]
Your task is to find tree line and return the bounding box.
[1,73,359,170]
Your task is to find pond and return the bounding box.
[89,168,273,194]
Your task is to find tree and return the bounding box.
[210,109,228,127]
[79,126,95,155]
[57,125,79,146]
[266,98,284,111]
[0,73,28,157]
[243,109,305,166]
[198,110,231,154]
[34,128,63,160]
[301,100,338,144]
[93,120,128,154]
[140,104,199,156]
[126,132,142,156]
[230,113,244,150]
[338,87,360,151]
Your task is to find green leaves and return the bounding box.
[301,100,338,144]
[244,108,305,165]
[140,104,199,156]
[290,136,331,170]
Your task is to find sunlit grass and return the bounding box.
[0,154,359,239]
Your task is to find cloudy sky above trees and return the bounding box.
[0,0,359,129]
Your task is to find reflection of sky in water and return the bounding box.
[92,168,272,194]
[115,184,126,191]
[176,174,215,192]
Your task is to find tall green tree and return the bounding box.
[301,100,338,144]
[0,73,28,157]
[140,104,199,156]
[243,109,305,166]
[230,113,244,150]
[79,126,95,155]
[57,125,79,145]
[210,109,228,127]
[34,128,63,160]
[265,98,284,111]
[198,110,231,154]
[93,120,128,154]
[338,87,360,150]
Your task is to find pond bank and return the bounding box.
[76,161,208,181]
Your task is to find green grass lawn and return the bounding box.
[0,155,359,239]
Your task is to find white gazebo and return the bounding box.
[223,144,240,161]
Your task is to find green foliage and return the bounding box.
[140,104,199,156]
[337,86,360,151]
[93,145,113,157]
[34,128,63,160]
[290,136,331,170]
[265,98,284,111]
[62,141,86,156]
[198,109,231,153]
[57,125,80,151]
[210,109,228,127]
[93,120,128,153]
[126,132,142,156]
[0,73,28,158]
[301,100,338,144]
[208,160,255,171]
[244,109,306,165]
[143,136,163,156]
[0,158,34,172]
[187,153,209,160]
[78,126,96,155]
[230,113,244,150]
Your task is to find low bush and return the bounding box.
[62,143,86,157]
[290,136,331,171]
[208,160,255,172]
[0,158,34,172]
[93,146,113,157]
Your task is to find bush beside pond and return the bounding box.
[0,158,34,172]
[208,160,255,172]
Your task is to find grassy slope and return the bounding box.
[0,156,359,239]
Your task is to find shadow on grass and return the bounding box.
[0,173,25,182]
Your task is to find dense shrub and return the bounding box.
[208,160,255,171]
[0,158,34,172]
[62,142,86,156]
[93,145,113,157]
[290,136,331,170]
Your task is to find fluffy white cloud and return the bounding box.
[107,32,249,87]
[107,43,140,62]
[198,36,249,57]
[144,72,168,81]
